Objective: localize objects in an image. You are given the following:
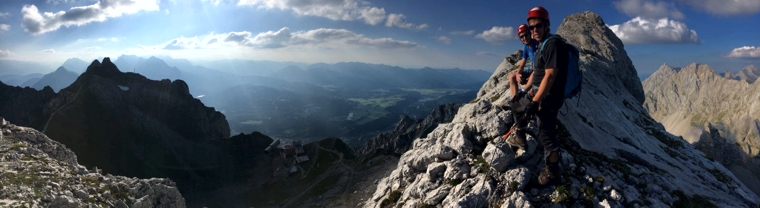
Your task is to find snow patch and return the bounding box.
[118,85,129,91]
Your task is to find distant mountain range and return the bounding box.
[0,59,53,76]
[723,64,759,83]
[643,62,760,196]
[0,73,43,87]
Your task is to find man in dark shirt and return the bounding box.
[523,6,569,186]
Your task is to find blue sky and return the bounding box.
[0,0,759,76]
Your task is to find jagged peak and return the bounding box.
[744,64,759,72]
[83,57,122,77]
[557,11,645,104]
[678,62,717,77]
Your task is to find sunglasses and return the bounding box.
[528,22,545,31]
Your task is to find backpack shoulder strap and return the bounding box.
[539,35,559,53]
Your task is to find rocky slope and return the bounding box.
[365,11,758,207]
[41,58,231,193]
[0,117,184,207]
[0,82,56,128]
[643,63,760,196]
[359,103,463,155]
[0,58,235,196]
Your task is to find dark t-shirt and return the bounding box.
[532,37,568,98]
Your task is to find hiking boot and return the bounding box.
[505,129,527,150]
[537,163,561,186]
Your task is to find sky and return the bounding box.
[0,0,759,76]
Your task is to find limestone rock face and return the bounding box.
[555,11,645,105]
[643,63,760,196]
[364,11,758,208]
[0,118,185,207]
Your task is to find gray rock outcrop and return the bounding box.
[0,117,185,207]
[364,11,758,208]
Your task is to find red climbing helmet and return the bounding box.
[527,6,549,22]
[517,24,529,36]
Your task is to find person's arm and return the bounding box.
[532,39,560,103]
[516,58,527,83]
[523,72,534,91]
[532,69,555,102]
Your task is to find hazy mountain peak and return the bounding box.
[54,66,69,73]
[116,54,141,61]
[31,65,79,92]
[308,62,330,70]
[61,57,89,74]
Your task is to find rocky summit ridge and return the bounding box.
[364,11,758,207]
[0,117,185,207]
[0,57,232,199]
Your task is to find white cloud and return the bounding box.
[41,49,57,53]
[151,27,419,50]
[360,7,385,25]
[21,0,160,35]
[608,17,699,44]
[435,36,451,45]
[680,0,760,15]
[451,30,474,36]
[475,26,516,45]
[0,49,13,57]
[0,24,9,32]
[0,12,10,18]
[238,0,398,26]
[613,0,684,19]
[385,13,428,31]
[726,46,760,58]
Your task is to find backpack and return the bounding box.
[539,35,582,99]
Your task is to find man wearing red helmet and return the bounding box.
[508,24,539,102]
[513,6,569,186]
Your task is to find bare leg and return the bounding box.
[508,72,518,98]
